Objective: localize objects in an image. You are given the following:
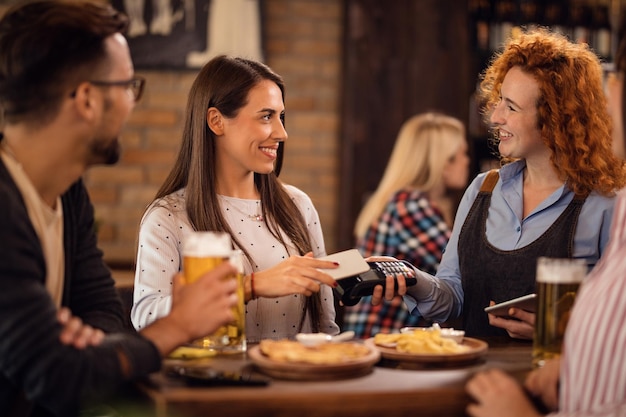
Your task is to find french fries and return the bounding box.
[374,328,468,354]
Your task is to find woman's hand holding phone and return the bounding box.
[487,300,536,339]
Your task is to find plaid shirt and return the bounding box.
[343,189,451,338]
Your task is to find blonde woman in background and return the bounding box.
[343,112,469,338]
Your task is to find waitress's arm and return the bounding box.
[403,173,485,323]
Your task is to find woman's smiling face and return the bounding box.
[216,79,287,177]
[490,66,547,162]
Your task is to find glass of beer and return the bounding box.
[182,232,246,354]
[532,257,586,368]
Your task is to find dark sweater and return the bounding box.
[0,157,161,417]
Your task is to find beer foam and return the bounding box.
[183,232,232,258]
[536,257,587,284]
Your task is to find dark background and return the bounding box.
[111,0,211,69]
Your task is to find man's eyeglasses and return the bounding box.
[88,76,146,102]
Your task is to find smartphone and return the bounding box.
[484,293,537,318]
[321,250,417,306]
[168,365,270,387]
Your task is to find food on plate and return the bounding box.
[259,339,371,364]
[167,346,218,359]
[401,323,465,343]
[373,333,403,346]
[373,327,469,354]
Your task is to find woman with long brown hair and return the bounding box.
[131,55,340,341]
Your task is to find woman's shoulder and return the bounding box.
[392,188,428,200]
[142,189,187,223]
[152,189,186,209]
[282,183,314,206]
[584,189,619,208]
[463,170,497,196]
[389,189,432,208]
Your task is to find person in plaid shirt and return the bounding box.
[343,113,469,338]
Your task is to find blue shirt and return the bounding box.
[405,160,617,322]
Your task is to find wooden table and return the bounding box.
[136,338,533,417]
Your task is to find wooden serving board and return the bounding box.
[366,337,488,365]
[248,343,381,380]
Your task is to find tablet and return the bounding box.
[484,293,537,318]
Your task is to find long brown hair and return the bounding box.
[154,55,322,332]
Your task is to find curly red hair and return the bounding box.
[479,29,626,196]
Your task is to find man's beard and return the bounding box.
[90,97,122,165]
[88,137,121,166]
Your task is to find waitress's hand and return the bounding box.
[367,256,408,305]
[251,252,339,300]
[487,300,535,339]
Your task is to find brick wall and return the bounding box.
[85,0,344,265]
